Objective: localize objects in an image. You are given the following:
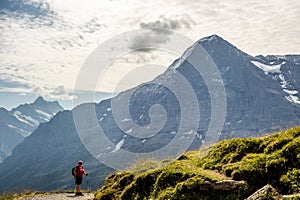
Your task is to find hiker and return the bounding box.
[73,160,88,196]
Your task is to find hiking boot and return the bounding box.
[75,192,82,196]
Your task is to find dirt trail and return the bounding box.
[18,192,94,200]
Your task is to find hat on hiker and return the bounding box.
[78,160,83,163]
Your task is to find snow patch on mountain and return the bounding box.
[142,139,147,143]
[184,130,196,135]
[7,124,30,137]
[111,138,125,153]
[125,128,133,134]
[279,74,288,88]
[35,109,53,120]
[285,95,300,104]
[251,60,300,105]
[121,118,131,122]
[13,111,37,126]
[22,114,39,126]
[7,124,17,129]
[251,60,283,74]
[278,74,300,104]
[283,89,299,95]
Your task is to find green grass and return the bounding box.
[94,126,300,200]
[0,191,48,200]
[200,126,300,194]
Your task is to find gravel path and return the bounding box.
[18,192,94,200]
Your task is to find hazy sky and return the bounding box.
[0,0,299,109]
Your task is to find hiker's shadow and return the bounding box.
[66,194,79,198]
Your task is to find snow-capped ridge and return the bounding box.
[14,96,62,112]
[0,96,64,163]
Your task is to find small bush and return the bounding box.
[280,169,300,194]
[120,170,161,200]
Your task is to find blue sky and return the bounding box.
[0,0,299,109]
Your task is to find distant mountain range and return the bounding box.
[0,35,299,192]
[0,97,63,163]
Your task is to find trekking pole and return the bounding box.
[86,175,90,192]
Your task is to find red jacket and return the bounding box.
[75,166,85,177]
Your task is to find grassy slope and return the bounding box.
[0,191,47,200]
[94,126,300,200]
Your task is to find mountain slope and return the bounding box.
[86,34,300,160]
[0,35,300,192]
[0,97,63,162]
[0,96,63,136]
[94,126,300,200]
[253,55,300,105]
[0,109,112,192]
[0,121,23,163]
[11,96,63,128]
[199,35,300,136]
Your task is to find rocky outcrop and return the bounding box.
[246,185,281,200]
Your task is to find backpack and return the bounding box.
[72,166,77,176]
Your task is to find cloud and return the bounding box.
[50,85,67,96]
[0,0,299,99]
[128,15,194,51]
[128,29,171,51]
[175,0,300,55]
[32,85,77,100]
[140,15,194,30]
[18,93,28,96]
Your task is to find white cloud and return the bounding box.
[18,93,29,96]
[0,0,299,100]
[128,15,194,51]
[128,29,171,51]
[50,85,67,96]
[140,15,194,30]
[32,85,77,100]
